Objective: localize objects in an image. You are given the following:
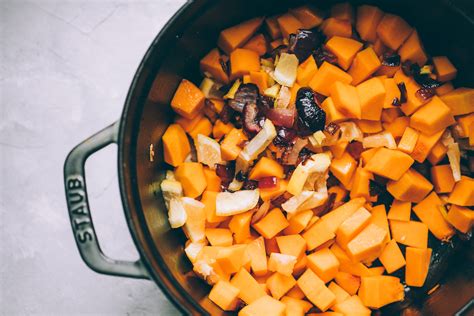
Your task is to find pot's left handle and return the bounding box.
[64,122,149,279]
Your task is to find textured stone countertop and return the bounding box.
[1,1,186,314]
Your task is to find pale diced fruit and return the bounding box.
[299,191,328,210]
[182,197,206,242]
[282,191,314,214]
[216,190,260,216]
[363,131,397,149]
[168,198,187,228]
[161,179,183,207]
[240,119,277,162]
[268,253,297,276]
[196,134,222,169]
[184,241,207,263]
[287,153,332,195]
[274,53,299,87]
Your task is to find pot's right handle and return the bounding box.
[64,122,149,279]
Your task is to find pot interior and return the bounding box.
[119,0,474,315]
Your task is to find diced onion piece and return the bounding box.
[275,86,291,108]
[227,178,243,192]
[268,253,297,276]
[282,191,314,214]
[168,198,187,228]
[240,119,277,162]
[196,134,221,169]
[264,83,281,98]
[161,179,183,208]
[182,197,206,242]
[165,170,176,180]
[299,191,328,210]
[287,152,332,196]
[362,131,397,149]
[200,77,215,98]
[446,143,461,182]
[184,241,207,263]
[224,79,241,99]
[216,189,260,216]
[274,53,299,87]
[339,122,363,142]
[193,260,221,285]
[308,130,327,148]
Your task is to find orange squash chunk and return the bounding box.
[205,228,233,246]
[431,165,455,193]
[393,70,428,115]
[356,5,384,42]
[200,48,229,84]
[458,113,474,136]
[330,151,357,188]
[433,56,457,82]
[289,6,324,28]
[229,48,260,81]
[188,116,213,139]
[405,247,432,287]
[239,295,286,316]
[171,79,205,119]
[336,207,371,248]
[387,168,433,203]
[356,77,386,121]
[376,14,413,50]
[410,96,455,135]
[243,34,267,56]
[284,210,314,235]
[410,129,444,163]
[383,116,410,138]
[334,271,360,295]
[387,200,411,221]
[381,107,403,123]
[348,47,381,85]
[321,18,352,38]
[390,220,428,248]
[350,168,373,200]
[249,156,284,180]
[436,82,455,96]
[297,55,318,86]
[372,37,388,56]
[302,220,335,251]
[413,192,455,240]
[346,223,387,262]
[218,17,264,54]
[230,268,267,304]
[448,176,474,206]
[370,204,391,241]
[440,87,474,116]
[309,62,353,96]
[203,168,221,192]
[376,64,401,78]
[328,281,350,304]
[321,97,346,123]
[217,245,248,274]
[246,237,268,276]
[266,272,297,300]
[359,275,404,309]
[253,208,289,239]
[360,148,379,166]
[220,128,247,160]
[175,162,207,198]
[398,127,420,154]
[427,141,448,165]
[297,269,336,312]
[331,2,354,21]
[330,82,361,119]
[307,248,340,283]
[398,30,427,66]
[326,36,363,70]
[319,198,367,234]
[365,148,414,180]
[202,191,225,223]
[332,295,370,315]
[447,205,474,233]
[162,124,191,167]
[265,16,282,40]
[175,113,203,132]
[277,13,303,39]
[228,211,253,243]
[280,296,313,315]
[276,235,307,259]
[259,179,287,202]
[209,280,240,311]
[248,71,269,93]
[355,120,383,134]
[379,239,406,273]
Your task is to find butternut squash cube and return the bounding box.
[297,55,318,87]
[319,197,367,233]
[322,16,352,38]
[350,168,372,200]
[410,96,455,136]
[440,88,474,116]
[379,239,406,273]
[398,127,420,154]
[209,280,240,311]
[356,77,386,121]
[356,5,384,43]
[331,2,354,22]
[230,48,261,81]
[171,79,205,119]
[175,162,207,198]
[348,47,381,85]
[330,81,361,120]
[387,168,433,202]
[297,269,336,312]
[203,168,221,193]
[265,16,281,40]
[212,120,234,140]
[266,272,297,300]
[383,78,401,108]
[328,281,350,304]
[405,247,432,287]
[238,295,286,316]
[365,148,414,180]
[309,62,353,96]
[336,207,372,248]
[268,253,297,276]
[249,156,284,180]
[230,267,267,304]
[370,205,391,241]
[446,205,473,233]
[413,192,455,240]
[280,296,313,315]
[217,245,248,274]
[284,210,314,235]
[329,151,357,188]
[307,248,340,283]
[359,275,405,309]
[390,220,428,248]
[218,17,264,54]
[410,129,445,163]
[175,113,203,132]
[376,14,413,50]
[277,13,304,39]
[431,165,455,193]
[246,237,268,276]
[228,211,253,243]
[433,56,457,82]
[243,34,267,56]
[162,124,191,167]
[201,191,225,224]
[321,97,346,123]
[253,208,289,239]
[205,228,233,247]
[335,271,360,295]
[276,234,307,259]
[200,48,229,84]
[398,30,427,66]
[387,200,411,221]
[326,36,363,70]
[346,223,387,262]
[220,128,247,161]
[332,295,370,315]
[427,141,448,165]
[448,176,474,206]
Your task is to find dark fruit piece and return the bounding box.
[381,52,401,67]
[243,102,262,135]
[397,82,408,104]
[228,83,259,112]
[296,87,326,136]
[273,127,297,147]
[415,87,436,102]
[313,46,337,67]
[289,29,320,62]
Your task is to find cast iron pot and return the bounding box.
[64,0,474,315]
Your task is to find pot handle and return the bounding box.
[64,122,149,279]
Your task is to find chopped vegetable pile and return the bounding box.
[160,2,474,315]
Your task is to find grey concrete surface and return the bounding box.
[0,1,186,314]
